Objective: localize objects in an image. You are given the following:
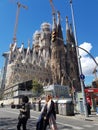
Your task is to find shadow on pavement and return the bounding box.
[0,118,37,130]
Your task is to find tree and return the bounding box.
[0,88,3,100]
[32,79,44,96]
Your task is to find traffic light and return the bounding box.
[51,31,56,42]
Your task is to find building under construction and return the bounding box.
[1,1,81,99]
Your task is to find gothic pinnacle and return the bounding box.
[66,16,69,31]
[57,11,61,25]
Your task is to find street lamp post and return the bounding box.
[69,0,88,117]
[55,1,98,117]
[76,46,98,67]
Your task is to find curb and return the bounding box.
[56,113,98,122]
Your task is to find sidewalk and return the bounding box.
[73,111,98,122]
[56,111,98,122]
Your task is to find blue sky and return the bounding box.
[0,0,98,85]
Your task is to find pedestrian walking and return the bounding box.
[36,101,48,130]
[36,94,58,130]
[46,95,57,130]
[86,102,91,115]
[1,103,4,108]
[17,95,30,130]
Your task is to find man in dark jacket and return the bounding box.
[17,96,30,130]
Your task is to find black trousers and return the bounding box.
[36,119,48,130]
[17,117,28,130]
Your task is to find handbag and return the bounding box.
[18,113,26,119]
[18,113,22,119]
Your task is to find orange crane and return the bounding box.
[13,2,28,43]
[49,0,56,17]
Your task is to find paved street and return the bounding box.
[0,107,98,130]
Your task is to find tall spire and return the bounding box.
[52,12,57,31]
[57,11,63,41]
[66,16,72,43]
[57,11,60,25]
[24,39,31,63]
[66,16,69,31]
[69,23,75,43]
[19,43,24,54]
[69,23,73,35]
[28,39,30,48]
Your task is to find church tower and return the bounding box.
[66,16,81,91]
[51,11,67,85]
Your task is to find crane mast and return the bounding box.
[13,2,28,43]
[93,66,98,80]
[49,0,56,17]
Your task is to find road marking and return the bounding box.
[83,124,94,128]
[56,122,84,130]
[8,127,16,130]
[93,123,98,125]
[61,129,69,130]
[1,109,19,114]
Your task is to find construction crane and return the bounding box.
[13,1,28,43]
[49,0,56,17]
[93,66,98,80]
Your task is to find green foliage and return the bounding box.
[0,88,3,100]
[32,79,43,96]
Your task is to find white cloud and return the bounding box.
[95,56,98,63]
[79,42,98,77]
[79,42,92,56]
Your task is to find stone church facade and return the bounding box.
[2,12,81,98]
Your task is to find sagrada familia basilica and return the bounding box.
[2,10,81,98]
